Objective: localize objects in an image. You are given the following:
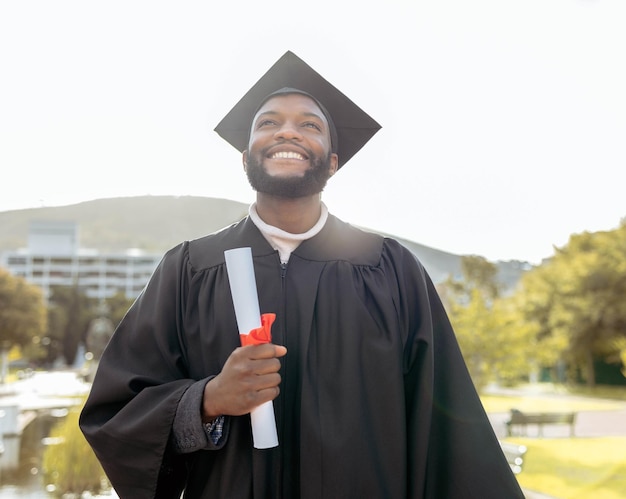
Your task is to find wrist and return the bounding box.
[202,378,222,423]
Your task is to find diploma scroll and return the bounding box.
[224,247,279,449]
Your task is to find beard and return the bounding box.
[245,148,333,198]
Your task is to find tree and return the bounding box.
[105,290,135,328]
[46,286,96,366]
[447,255,501,302]
[514,264,570,380]
[516,222,626,386]
[0,268,47,348]
[445,256,533,388]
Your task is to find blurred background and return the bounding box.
[1,1,625,497]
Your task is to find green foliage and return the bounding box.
[0,268,47,347]
[488,295,537,384]
[445,256,534,388]
[47,286,97,366]
[512,265,571,382]
[516,222,626,386]
[616,338,626,377]
[42,407,109,497]
[106,290,135,328]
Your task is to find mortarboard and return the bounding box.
[214,51,381,169]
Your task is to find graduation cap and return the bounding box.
[214,51,381,169]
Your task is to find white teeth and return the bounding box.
[271,151,305,160]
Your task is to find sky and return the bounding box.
[1,0,624,264]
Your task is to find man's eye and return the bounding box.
[258,119,276,128]
[303,122,321,131]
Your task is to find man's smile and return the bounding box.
[269,150,306,160]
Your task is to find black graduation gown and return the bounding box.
[80,215,524,498]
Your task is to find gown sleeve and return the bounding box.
[390,241,524,498]
[79,242,199,499]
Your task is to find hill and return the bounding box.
[0,196,528,286]
[0,196,250,254]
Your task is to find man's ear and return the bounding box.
[242,150,248,171]
[329,153,339,176]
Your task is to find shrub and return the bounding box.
[42,406,109,497]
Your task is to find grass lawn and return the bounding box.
[506,437,626,499]
[480,390,625,414]
[480,385,626,499]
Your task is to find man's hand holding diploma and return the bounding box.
[202,343,286,422]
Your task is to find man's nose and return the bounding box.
[274,122,302,141]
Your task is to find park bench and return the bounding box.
[499,441,527,474]
[505,409,576,437]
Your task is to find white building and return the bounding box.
[1,221,160,300]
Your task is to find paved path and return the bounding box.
[489,404,626,440]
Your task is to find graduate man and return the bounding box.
[80,51,524,498]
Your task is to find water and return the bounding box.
[0,372,112,498]
[0,413,51,498]
[0,414,119,498]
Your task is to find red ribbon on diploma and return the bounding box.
[240,313,276,346]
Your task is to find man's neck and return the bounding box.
[254,193,322,234]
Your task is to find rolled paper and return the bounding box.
[224,247,279,449]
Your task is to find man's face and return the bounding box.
[243,93,339,198]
